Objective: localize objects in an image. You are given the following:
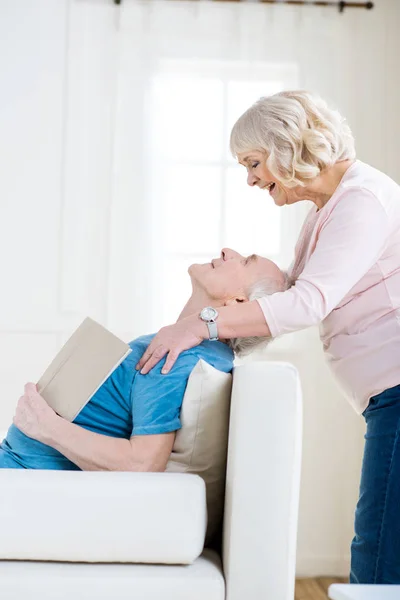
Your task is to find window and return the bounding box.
[149,61,298,327]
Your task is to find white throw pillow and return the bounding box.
[166,359,232,544]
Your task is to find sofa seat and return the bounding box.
[0,549,225,600]
[0,470,207,564]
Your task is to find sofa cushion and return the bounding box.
[166,359,232,544]
[0,550,225,600]
[0,471,206,564]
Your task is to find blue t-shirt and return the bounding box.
[0,335,234,470]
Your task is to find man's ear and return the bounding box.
[224,295,249,307]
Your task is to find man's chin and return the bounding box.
[188,263,209,286]
[189,262,212,274]
[188,263,198,277]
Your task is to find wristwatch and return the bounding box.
[199,306,219,341]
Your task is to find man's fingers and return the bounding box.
[24,382,37,394]
[161,351,179,375]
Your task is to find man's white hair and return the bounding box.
[230,90,356,188]
[227,273,290,357]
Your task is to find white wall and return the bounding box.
[1,0,399,578]
[0,0,71,425]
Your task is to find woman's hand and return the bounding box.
[136,315,208,375]
[13,382,58,443]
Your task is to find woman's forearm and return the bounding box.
[192,299,271,341]
[137,299,272,375]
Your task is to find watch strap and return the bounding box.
[206,321,219,341]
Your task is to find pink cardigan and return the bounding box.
[257,160,400,414]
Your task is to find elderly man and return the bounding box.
[0,248,286,471]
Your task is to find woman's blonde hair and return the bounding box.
[230,90,356,187]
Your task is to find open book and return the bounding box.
[37,317,132,422]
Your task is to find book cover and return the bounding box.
[37,317,132,422]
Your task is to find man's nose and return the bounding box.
[221,248,241,261]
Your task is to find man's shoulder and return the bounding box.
[184,340,234,374]
[129,334,156,349]
[129,335,234,377]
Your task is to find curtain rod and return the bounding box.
[113,0,374,12]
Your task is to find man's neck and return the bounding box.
[176,290,222,322]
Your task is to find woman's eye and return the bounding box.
[251,162,259,169]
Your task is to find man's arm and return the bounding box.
[43,418,175,472]
[13,383,175,472]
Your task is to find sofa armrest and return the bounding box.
[223,361,302,600]
[0,471,206,564]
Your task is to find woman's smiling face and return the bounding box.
[237,150,302,207]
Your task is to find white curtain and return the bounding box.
[104,0,311,335]
[1,0,399,576]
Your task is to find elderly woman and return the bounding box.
[137,90,400,585]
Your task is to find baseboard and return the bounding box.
[296,555,350,578]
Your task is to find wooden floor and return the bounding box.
[295,577,348,600]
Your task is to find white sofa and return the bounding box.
[0,361,302,600]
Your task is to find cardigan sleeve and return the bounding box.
[257,188,390,337]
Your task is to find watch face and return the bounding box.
[201,307,218,321]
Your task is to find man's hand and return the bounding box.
[136,316,207,375]
[13,382,58,443]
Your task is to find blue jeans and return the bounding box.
[350,384,400,583]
